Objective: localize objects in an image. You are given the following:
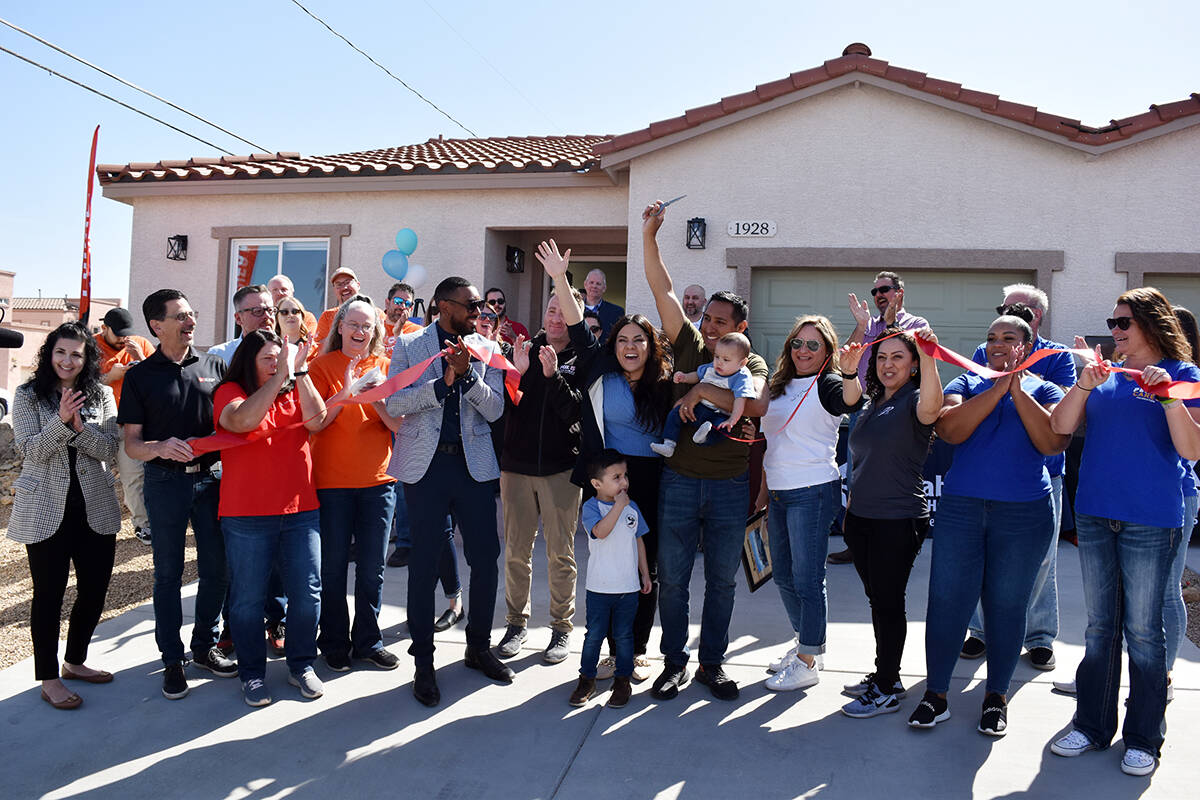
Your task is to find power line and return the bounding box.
[0,44,236,155]
[0,16,269,152]
[421,0,559,132]
[287,0,478,137]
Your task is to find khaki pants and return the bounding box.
[501,469,581,632]
[117,426,149,530]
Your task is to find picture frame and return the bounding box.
[741,509,773,592]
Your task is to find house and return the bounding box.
[97,43,1200,368]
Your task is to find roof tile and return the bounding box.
[721,89,761,113]
[991,99,1037,125]
[756,76,795,101]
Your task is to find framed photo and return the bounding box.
[742,509,773,592]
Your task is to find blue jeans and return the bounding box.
[767,480,839,655]
[143,463,227,664]
[316,483,396,659]
[1074,513,1177,755]
[662,403,727,446]
[968,474,1063,649]
[580,591,638,678]
[925,493,1054,696]
[656,467,750,666]
[391,481,411,550]
[222,511,321,681]
[1165,493,1198,670]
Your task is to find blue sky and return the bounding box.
[2,0,1196,302]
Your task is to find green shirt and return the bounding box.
[665,323,768,480]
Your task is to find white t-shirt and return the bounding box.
[761,375,844,490]
[581,497,648,593]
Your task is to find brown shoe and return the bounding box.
[41,689,82,710]
[569,676,596,707]
[608,676,632,708]
[826,547,853,565]
[61,665,113,684]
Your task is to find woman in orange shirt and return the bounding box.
[308,296,405,672]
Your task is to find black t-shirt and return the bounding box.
[117,346,227,469]
[847,382,934,519]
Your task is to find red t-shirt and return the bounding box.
[214,383,318,517]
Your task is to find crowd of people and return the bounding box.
[7,200,1198,779]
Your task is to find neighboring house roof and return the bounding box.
[11,297,77,311]
[96,135,610,185]
[96,43,1200,187]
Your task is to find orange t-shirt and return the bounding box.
[308,350,395,489]
[213,383,318,517]
[384,319,423,359]
[94,333,154,408]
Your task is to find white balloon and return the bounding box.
[406,263,427,289]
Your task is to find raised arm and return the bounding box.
[935,374,1012,445]
[1050,340,1103,435]
[913,328,944,425]
[641,201,688,341]
[536,240,582,327]
[1009,381,1069,456]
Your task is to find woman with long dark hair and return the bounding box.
[8,322,120,709]
[215,329,326,707]
[1049,288,1200,776]
[574,312,675,681]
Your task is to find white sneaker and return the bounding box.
[632,655,653,683]
[765,656,819,691]
[767,646,799,674]
[649,441,676,457]
[692,421,713,444]
[1051,679,1077,695]
[1121,748,1157,776]
[1050,730,1096,757]
[595,656,616,680]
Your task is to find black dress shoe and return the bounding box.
[464,646,515,683]
[433,607,464,633]
[413,666,440,707]
[387,547,410,568]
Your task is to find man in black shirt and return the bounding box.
[119,289,236,700]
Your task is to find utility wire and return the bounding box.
[0,16,269,152]
[0,44,235,155]
[421,0,559,131]
[288,0,478,137]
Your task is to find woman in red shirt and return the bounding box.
[215,329,327,708]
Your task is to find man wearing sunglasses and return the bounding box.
[384,282,423,361]
[960,284,1076,671]
[484,287,529,346]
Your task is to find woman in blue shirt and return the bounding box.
[1048,288,1200,777]
[908,314,1067,736]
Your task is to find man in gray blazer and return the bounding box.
[387,276,513,706]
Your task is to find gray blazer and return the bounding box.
[7,383,121,544]
[386,325,504,484]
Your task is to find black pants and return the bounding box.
[26,519,116,681]
[842,511,927,690]
[606,454,662,657]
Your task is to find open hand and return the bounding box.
[512,334,531,375]
[58,389,85,427]
[538,345,558,378]
[837,343,867,375]
[535,239,571,279]
[847,293,870,328]
[675,387,701,422]
[156,437,194,463]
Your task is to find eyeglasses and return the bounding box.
[1106,317,1134,331]
[486,297,505,307]
[390,297,413,309]
[166,311,197,323]
[790,338,822,352]
[341,321,374,333]
[479,311,499,322]
[332,278,356,289]
[443,298,487,313]
[588,325,603,335]
[238,306,275,318]
[870,286,896,297]
[277,308,302,317]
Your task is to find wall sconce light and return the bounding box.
[686,218,706,249]
[167,234,188,261]
[505,245,525,273]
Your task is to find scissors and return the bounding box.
[654,194,687,216]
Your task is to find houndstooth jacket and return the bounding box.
[6,383,121,544]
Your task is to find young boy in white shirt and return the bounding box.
[570,449,652,708]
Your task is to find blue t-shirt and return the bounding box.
[942,373,1064,502]
[601,372,662,458]
[1076,359,1200,528]
[972,335,1076,477]
[696,363,757,398]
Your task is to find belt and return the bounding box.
[152,458,217,474]
[435,442,463,456]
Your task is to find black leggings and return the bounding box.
[26,519,116,681]
[842,511,927,689]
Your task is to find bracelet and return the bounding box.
[1158,396,1178,406]
[839,371,857,380]
[293,369,308,377]
[1075,384,1092,392]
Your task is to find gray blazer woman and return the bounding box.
[7,383,121,545]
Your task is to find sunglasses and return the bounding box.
[487,297,505,306]
[390,297,413,309]
[870,286,896,297]
[444,298,488,313]
[588,324,603,334]
[1106,317,1134,331]
[479,311,499,322]
[277,308,303,317]
[790,338,822,352]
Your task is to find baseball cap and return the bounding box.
[330,266,358,283]
[102,308,136,336]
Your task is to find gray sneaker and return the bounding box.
[544,630,570,664]
[497,624,526,659]
[288,668,324,699]
[242,678,272,708]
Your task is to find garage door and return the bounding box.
[1145,274,1200,319]
[749,268,1035,383]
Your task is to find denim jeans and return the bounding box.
[222,510,321,682]
[1074,513,1177,756]
[968,474,1063,649]
[662,403,728,446]
[656,467,750,666]
[580,591,638,678]
[391,481,411,549]
[143,463,227,664]
[1165,493,1198,670]
[767,480,839,655]
[316,483,396,659]
[925,493,1054,696]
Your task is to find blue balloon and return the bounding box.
[381,249,409,280]
[395,228,418,256]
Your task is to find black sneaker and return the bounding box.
[387,546,410,568]
[544,630,570,664]
[192,646,238,678]
[650,662,690,700]
[695,663,739,701]
[1028,647,1056,671]
[324,651,352,672]
[978,692,1008,737]
[496,624,527,659]
[266,622,286,657]
[908,690,950,728]
[357,648,400,670]
[959,636,987,659]
[134,526,152,545]
[161,662,189,700]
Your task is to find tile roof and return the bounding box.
[11,297,77,311]
[594,42,1200,156]
[96,135,610,185]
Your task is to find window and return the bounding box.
[229,239,329,337]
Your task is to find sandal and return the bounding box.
[61,665,114,684]
[41,689,82,710]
